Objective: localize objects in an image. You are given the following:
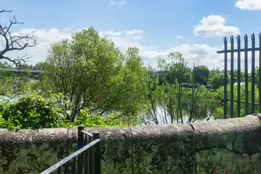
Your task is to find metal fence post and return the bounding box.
[78,126,84,174]
[93,132,101,174]
[237,35,241,117]
[78,126,84,149]
[244,35,249,115]
[230,36,235,118]
[259,33,261,112]
[224,37,228,119]
[251,34,256,113]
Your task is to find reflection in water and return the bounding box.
[145,105,215,125]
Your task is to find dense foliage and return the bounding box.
[210,74,225,89]
[192,65,209,85]
[0,93,65,129]
[42,28,123,120]
[0,92,128,129]
[36,28,147,125]
[1,27,256,130]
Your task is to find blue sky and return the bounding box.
[1,0,261,69]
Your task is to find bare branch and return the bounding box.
[0,9,12,13]
[0,9,37,66]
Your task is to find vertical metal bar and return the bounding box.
[65,139,70,174]
[259,33,261,112]
[230,36,235,118]
[72,157,77,174]
[65,163,69,174]
[78,126,84,149]
[90,136,94,174]
[244,35,249,115]
[87,136,91,174]
[224,37,228,119]
[237,35,241,117]
[84,134,88,174]
[78,126,84,174]
[251,34,256,113]
[57,167,62,174]
[93,133,101,174]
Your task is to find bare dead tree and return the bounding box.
[0,9,36,66]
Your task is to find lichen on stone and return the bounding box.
[0,115,260,173]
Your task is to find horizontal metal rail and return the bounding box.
[81,130,93,137]
[217,47,261,53]
[40,138,101,174]
[225,98,259,106]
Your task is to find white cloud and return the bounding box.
[176,35,183,39]
[193,15,240,37]
[100,29,144,41]
[235,0,261,10]
[0,28,224,69]
[98,30,223,69]
[109,0,125,6]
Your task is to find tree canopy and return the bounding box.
[211,74,225,89]
[42,28,147,123]
[192,65,209,85]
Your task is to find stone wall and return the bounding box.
[0,115,260,174]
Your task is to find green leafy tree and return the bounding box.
[148,53,219,124]
[156,52,189,123]
[0,69,32,95]
[168,52,187,122]
[42,28,146,124]
[211,74,225,89]
[17,63,32,70]
[192,65,210,85]
[141,66,160,124]
[0,62,12,68]
[231,71,244,84]
[33,62,47,70]
[183,86,219,122]
[209,68,221,78]
[42,27,123,121]
[166,63,191,84]
[109,47,148,124]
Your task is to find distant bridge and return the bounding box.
[157,70,169,74]
[0,68,43,78]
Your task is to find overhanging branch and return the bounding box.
[0,8,37,66]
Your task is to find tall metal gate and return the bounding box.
[217,33,261,118]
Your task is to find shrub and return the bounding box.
[74,108,128,128]
[0,93,129,130]
[1,93,65,129]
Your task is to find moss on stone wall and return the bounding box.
[196,149,260,173]
[0,116,260,174]
[0,142,77,174]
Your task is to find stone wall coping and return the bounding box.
[0,115,260,144]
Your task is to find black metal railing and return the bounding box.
[40,126,101,174]
[217,33,261,118]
